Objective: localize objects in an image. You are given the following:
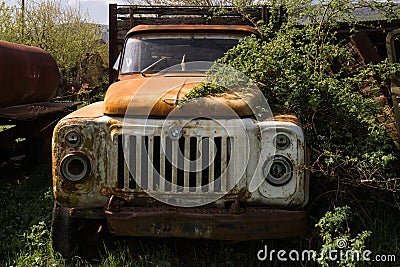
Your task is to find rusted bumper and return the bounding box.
[105,206,306,240]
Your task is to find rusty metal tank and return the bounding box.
[0,40,60,108]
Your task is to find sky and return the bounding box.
[67,0,126,25]
[4,0,126,25]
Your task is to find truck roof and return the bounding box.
[126,25,260,37]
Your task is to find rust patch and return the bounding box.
[65,101,105,119]
[273,114,301,127]
[237,187,252,202]
[104,76,265,118]
[105,205,307,240]
[126,25,260,38]
[55,193,72,206]
[60,180,80,192]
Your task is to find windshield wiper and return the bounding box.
[140,56,168,76]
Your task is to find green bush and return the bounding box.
[188,0,400,191]
[316,206,371,267]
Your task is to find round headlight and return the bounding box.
[263,155,293,186]
[60,153,91,182]
[65,131,81,148]
[274,134,290,150]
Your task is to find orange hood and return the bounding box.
[103,73,264,118]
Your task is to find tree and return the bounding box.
[0,0,107,87]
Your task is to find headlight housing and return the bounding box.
[263,155,293,186]
[65,131,82,148]
[60,153,91,182]
[274,133,290,150]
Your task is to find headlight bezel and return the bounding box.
[65,131,82,148]
[274,133,291,150]
[60,153,91,182]
[263,155,293,186]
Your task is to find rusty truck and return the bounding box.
[51,5,309,257]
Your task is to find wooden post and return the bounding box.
[109,4,118,84]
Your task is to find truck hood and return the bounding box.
[104,74,264,118]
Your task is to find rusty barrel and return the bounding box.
[0,40,60,108]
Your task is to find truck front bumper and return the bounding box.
[104,205,306,240]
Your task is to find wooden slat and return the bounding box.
[116,17,253,27]
[117,6,264,17]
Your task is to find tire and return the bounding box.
[51,204,106,259]
[51,205,79,258]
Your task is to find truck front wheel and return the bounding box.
[51,205,79,258]
[51,205,105,259]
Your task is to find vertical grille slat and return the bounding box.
[177,138,185,192]
[117,135,124,189]
[207,138,214,192]
[147,136,154,191]
[195,138,202,192]
[183,137,190,193]
[227,137,234,186]
[128,136,136,189]
[171,139,179,192]
[117,132,233,194]
[135,136,142,190]
[159,136,166,191]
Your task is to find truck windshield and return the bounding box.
[120,34,242,74]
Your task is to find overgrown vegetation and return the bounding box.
[0,0,108,91]
[189,0,400,191]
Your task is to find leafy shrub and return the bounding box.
[187,0,400,191]
[316,206,371,267]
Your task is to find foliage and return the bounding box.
[316,206,371,267]
[0,0,107,87]
[187,0,400,191]
[11,222,66,267]
[0,164,53,261]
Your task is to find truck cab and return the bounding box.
[51,24,309,257]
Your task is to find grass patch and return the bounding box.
[0,125,15,133]
[0,163,53,263]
